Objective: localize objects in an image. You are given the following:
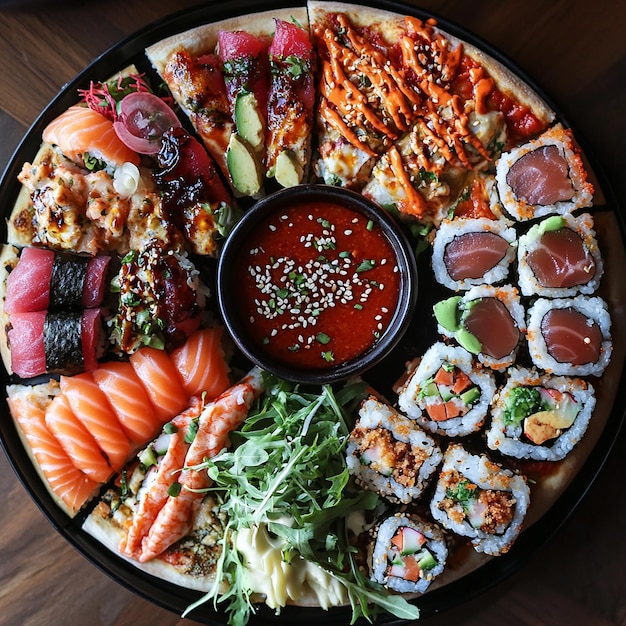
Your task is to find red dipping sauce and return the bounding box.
[231,201,402,370]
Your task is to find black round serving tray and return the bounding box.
[0,1,624,625]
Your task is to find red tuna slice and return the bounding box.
[7,311,46,378]
[218,30,270,112]
[463,298,520,359]
[5,247,55,314]
[540,307,602,365]
[526,227,596,288]
[506,145,575,206]
[268,19,315,112]
[9,309,101,378]
[82,256,111,308]
[444,232,511,280]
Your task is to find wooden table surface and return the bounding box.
[0,1,624,625]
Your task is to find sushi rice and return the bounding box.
[430,443,530,556]
[346,396,442,504]
[486,366,596,461]
[397,342,496,437]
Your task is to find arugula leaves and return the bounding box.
[183,375,420,625]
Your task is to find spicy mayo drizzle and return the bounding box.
[233,201,401,369]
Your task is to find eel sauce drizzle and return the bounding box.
[233,201,401,369]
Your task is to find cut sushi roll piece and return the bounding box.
[370,512,448,594]
[397,343,496,437]
[346,396,442,504]
[526,296,612,376]
[433,284,525,370]
[517,213,603,297]
[431,217,517,291]
[430,443,530,556]
[486,367,596,461]
[495,123,594,222]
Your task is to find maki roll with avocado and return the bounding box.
[433,284,526,370]
[397,343,496,437]
[526,295,612,377]
[431,217,517,291]
[370,512,448,594]
[346,396,442,504]
[517,213,603,297]
[495,123,593,222]
[430,443,530,556]
[486,367,596,461]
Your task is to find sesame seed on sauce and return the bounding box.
[232,201,402,369]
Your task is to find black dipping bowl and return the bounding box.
[217,184,418,384]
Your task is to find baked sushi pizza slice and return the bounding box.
[309,1,555,225]
[145,8,314,195]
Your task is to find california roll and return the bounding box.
[397,343,495,437]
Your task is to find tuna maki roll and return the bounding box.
[431,217,517,291]
[517,213,603,297]
[486,367,596,461]
[397,343,496,437]
[433,284,525,370]
[370,512,448,594]
[430,443,530,556]
[495,123,594,222]
[526,296,612,376]
[346,396,442,504]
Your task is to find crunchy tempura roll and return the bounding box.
[430,443,530,556]
[346,396,442,504]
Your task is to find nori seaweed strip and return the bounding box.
[49,255,89,310]
[44,311,84,371]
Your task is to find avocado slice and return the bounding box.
[226,133,263,196]
[234,91,264,152]
[460,386,481,406]
[274,150,303,188]
[433,296,462,333]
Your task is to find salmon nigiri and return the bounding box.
[60,373,130,471]
[43,105,140,169]
[7,383,99,516]
[170,327,231,400]
[91,361,160,444]
[44,393,113,483]
[129,347,188,423]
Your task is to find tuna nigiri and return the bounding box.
[169,326,231,399]
[60,373,130,471]
[43,105,141,169]
[7,382,99,516]
[5,246,110,314]
[129,347,187,422]
[8,308,102,379]
[44,393,113,483]
[91,361,161,444]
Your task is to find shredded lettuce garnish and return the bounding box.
[183,375,421,625]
